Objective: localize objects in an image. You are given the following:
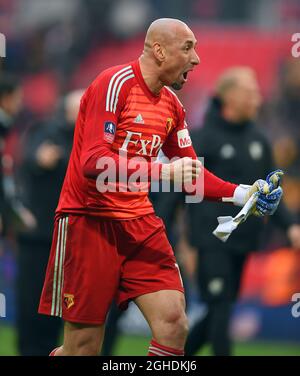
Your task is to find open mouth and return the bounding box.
[182,69,193,82]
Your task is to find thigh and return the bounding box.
[116,214,184,310]
[39,215,120,324]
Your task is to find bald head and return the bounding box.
[144,18,191,51]
[139,18,199,93]
[215,67,257,98]
[215,66,262,123]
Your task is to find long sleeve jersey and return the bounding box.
[56,60,237,219]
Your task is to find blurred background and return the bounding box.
[0,0,300,355]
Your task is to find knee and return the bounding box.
[63,334,101,356]
[62,322,104,356]
[172,310,189,339]
[154,308,189,343]
[74,343,100,356]
[63,341,100,356]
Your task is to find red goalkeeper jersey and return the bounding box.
[56,60,237,219]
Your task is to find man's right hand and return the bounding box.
[161,157,202,184]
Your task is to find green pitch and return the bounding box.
[0,325,299,355]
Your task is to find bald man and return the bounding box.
[185,67,300,355]
[38,19,283,356]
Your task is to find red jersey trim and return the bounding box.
[105,65,135,113]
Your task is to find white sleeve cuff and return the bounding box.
[222,184,251,206]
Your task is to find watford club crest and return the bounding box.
[166,117,173,135]
[63,293,75,309]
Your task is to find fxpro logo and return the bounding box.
[0,33,6,57]
[291,293,300,318]
[291,33,300,58]
[0,293,6,318]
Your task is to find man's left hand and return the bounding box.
[254,170,284,216]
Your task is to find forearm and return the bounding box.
[81,147,162,182]
[203,167,237,201]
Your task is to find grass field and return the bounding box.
[0,325,300,356]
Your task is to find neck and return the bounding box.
[139,55,164,95]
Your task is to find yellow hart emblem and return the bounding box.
[166,117,173,134]
[63,293,75,309]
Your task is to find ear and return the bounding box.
[153,42,166,62]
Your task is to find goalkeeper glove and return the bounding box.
[255,186,283,216]
[266,169,284,191]
[229,170,283,216]
[255,169,283,216]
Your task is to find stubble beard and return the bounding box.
[171,82,182,90]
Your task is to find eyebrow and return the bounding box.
[184,39,197,46]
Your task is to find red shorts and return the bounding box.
[38,213,184,324]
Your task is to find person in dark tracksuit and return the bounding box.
[16,90,83,355]
[185,67,300,356]
[0,75,22,233]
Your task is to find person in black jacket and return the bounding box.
[184,67,300,356]
[0,74,22,232]
[16,89,84,355]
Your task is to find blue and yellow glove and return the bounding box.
[224,170,283,217]
[254,170,283,216]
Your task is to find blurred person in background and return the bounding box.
[266,59,300,217]
[0,74,22,234]
[269,59,300,141]
[184,67,300,356]
[15,89,83,356]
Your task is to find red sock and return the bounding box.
[148,339,184,356]
[49,347,59,356]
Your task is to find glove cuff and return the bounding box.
[222,184,251,206]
